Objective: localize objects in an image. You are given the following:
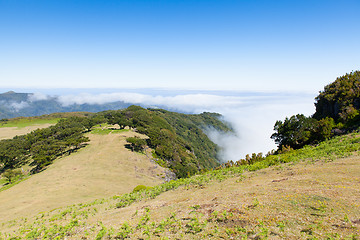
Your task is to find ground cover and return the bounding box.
[0,118,59,129]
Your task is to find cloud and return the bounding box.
[9,101,29,112]
[53,91,316,161]
[214,98,315,161]
[28,92,52,101]
[57,92,275,111]
[204,127,241,162]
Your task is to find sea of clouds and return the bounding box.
[29,90,317,162]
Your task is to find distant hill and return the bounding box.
[0,91,131,119]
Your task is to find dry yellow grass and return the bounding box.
[0,124,54,140]
[0,130,167,223]
[1,154,358,239]
[91,155,360,239]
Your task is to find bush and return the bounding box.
[132,185,148,193]
[126,137,147,152]
[2,169,22,184]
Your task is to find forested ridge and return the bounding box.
[99,106,232,177]
[0,106,231,179]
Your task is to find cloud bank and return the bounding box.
[57,92,252,110]
[9,101,30,112]
[29,92,53,101]
[49,91,316,162]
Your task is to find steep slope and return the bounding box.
[100,106,232,177]
[0,130,167,222]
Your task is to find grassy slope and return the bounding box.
[0,123,56,140]
[0,134,359,239]
[0,116,61,140]
[0,129,167,224]
[0,113,91,139]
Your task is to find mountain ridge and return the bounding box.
[0,91,131,119]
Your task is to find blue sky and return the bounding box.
[0,0,359,91]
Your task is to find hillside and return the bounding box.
[0,108,230,222]
[0,112,92,140]
[0,129,168,222]
[0,133,359,239]
[98,106,232,177]
[0,106,231,178]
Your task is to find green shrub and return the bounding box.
[132,185,148,193]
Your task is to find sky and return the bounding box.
[0,0,359,91]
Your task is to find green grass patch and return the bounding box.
[0,176,31,193]
[0,118,60,128]
[0,178,7,185]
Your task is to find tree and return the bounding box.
[0,115,92,173]
[0,119,8,126]
[2,169,22,184]
[126,137,147,152]
[271,114,318,149]
[314,117,335,141]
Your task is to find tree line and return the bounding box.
[1,106,232,179]
[0,116,95,174]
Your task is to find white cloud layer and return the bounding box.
[54,91,316,161]
[29,92,52,101]
[57,92,251,110]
